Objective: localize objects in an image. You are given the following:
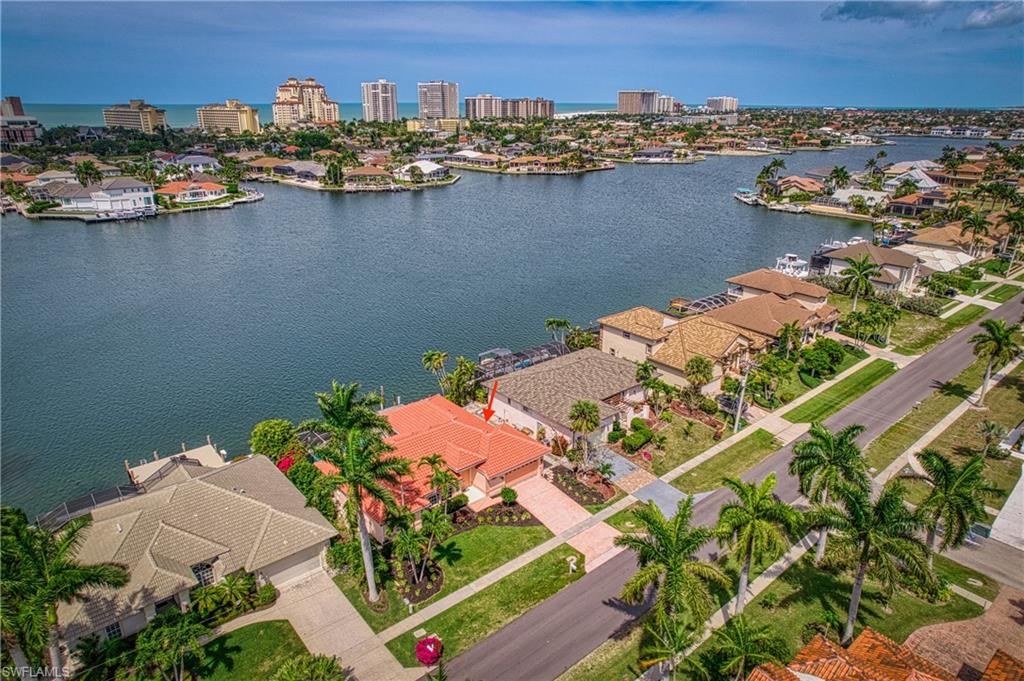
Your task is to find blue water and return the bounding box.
[22,102,617,129]
[0,137,977,515]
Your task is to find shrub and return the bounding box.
[250,419,296,459]
[660,411,674,423]
[254,583,277,608]
[26,200,60,214]
[607,429,625,444]
[811,337,845,368]
[500,487,518,505]
[759,592,780,611]
[630,417,648,431]
[778,391,796,404]
[447,493,469,513]
[799,370,823,388]
[698,397,719,415]
[982,258,1009,276]
[621,430,653,454]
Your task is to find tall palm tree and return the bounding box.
[419,453,459,512]
[421,351,450,395]
[828,165,851,190]
[807,481,932,644]
[998,209,1024,271]
[839,255,881,312]
[73,161,103,187]
[716,474,800,614]
[911,450,999,568]
[638,611,700,680]
[544,318,571,344]
[319,429,410,602]
[968,319,1021,402]
[568,400,600,471]
[1,507,130,678]
[979,420,1008,457]
[707,615,788,681]
[776,321,802,359]
[790,423,869,563]
[960,211,991,257]
[314,381,393,436]
[614,498,728,622]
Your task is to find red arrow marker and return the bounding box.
[482,381,498,422]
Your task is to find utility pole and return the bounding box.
[734,361,754,434]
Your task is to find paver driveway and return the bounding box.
[515,475,590,534]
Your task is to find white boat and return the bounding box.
[733,187,759,205]
[775,253,810,278]
[767,202,806,213]
[815,235,867,254]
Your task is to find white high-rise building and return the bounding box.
[362,80,398,122]
[464,94,505,119]
[656,95,676,114]
[706,96,739,112]
[272,77,340,126]
[418,81,460,119]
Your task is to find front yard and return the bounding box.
[385,545,585,667]
[670,429,780,494]
[335,523,552,632]
[198,620,307,681]
[784,359,897,423]
[650,417,720,476]
[982,283,1022,303]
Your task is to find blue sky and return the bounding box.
[2,1,1022,107]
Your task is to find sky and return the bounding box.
[2,1,1023,108]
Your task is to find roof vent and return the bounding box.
[116,523,123,533]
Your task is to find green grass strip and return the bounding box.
[784,359,897,423]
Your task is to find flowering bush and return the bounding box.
[276,452,297,473]
[416,636,443,666]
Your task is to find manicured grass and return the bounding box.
[700,555,983,663]
[335,523,552,632]
[651,418,719,476]
[864,357,988,474]
[670,429,780,494]
[784,359,897,423]
[197,620,307,681]
[605,502,645,533]
[386,545,585,667]
[933,554,1001,602]
[965,279,995,296]
[1016,272,1024,282]
[891,305,987,355]
[982,283,1022,303]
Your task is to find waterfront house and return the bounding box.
[246,156,290,175]
[172,154,221,174]
[707,293,839,344]
[49,177,155,214]
[882,159,942,177]
[156,180,229,204]
[315,395,548,540]
[821,241,921,293]
[345,165,393,185]
[506,155,564,173]
[395,159,449,182]
[828,188,890,210]
[632,147,675,162]
[883,168,940,193]
[483,347,648,444]
[888,190,949,218]
[54,455,336,657]
[275,160,327,182]
[444,149,502,168]
[769,175,825,197]
[725,268,831,310]
[926,163,984,189]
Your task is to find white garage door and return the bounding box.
[262,544,325,587]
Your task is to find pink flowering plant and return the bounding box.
[415,636,443,666]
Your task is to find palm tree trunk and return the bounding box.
[47,621,64,680]
[851,289,859,312]
[735,549,752,615]
[356,510,380,602]
[815,490,829,563]
[843,561,869,644]
[926,526,937,570]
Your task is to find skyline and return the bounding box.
[1,2,1022,109]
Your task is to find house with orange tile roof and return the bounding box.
[770,175,826,197]
[315,395,548,540]
[155,180,229,204]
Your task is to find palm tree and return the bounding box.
[998,209,1024,271]
[911,449,999,569]
[319,429,410,602]
[716,474,800,614]
[638,612,700,680]
[828,165,851,190]
[960,212,991,257]
[314,381,393,436]
[568,400,600,471]
[272,653,347,681]
[707,615,788,681]
[544,318,571,344]
[393,527,424,583]
[73,160,103,186]
[614,498,728,621]
[776,321,802,359]
[790,423,869,563]
[871,302,902,346]
[839,255,881,312]
[0,508,130,678]
[217,572,251,610]
[635,360,656,383]
[419,453,459,512]
[421,351,450,395]
[684,356,714,390]
[968,319,1021,402]
[807,481,932,644]
[979,420,1008,457]
[415,506,453,582]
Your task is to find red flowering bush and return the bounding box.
[415,636,443,666]
[276,452,296,473]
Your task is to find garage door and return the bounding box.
[505,460,540,485]
[262,544,324,587]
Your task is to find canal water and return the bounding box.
[0,136,976,514]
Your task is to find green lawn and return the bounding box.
[828,295,985,356]
[784,359,897,423]
[335,523,552,632]
[1016,272,1024,282]
[651,418,720,476]
[864,357,989,474]
[933,554,1001,602]
[982,284,1022,303]
[670,429,780,494]
[197,620,307,681]
[965,280,995,296]
[386,545,585,667]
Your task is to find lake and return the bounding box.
[0,136,970,515]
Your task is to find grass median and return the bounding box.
[784,359,897,424]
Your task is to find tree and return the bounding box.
[716,474,799,614]
[807,481,932,644]
[800,347,832,378]
[684,356,714,390]
[249,418,296,459]
[893,177,918,198]
[319,429,410,602]
[74,161,103,186]
[613,498,728,621]
[635,360,656,383]
[776,321,802,359]
[421,350,450,395]
[419,453,459,512]
[415,507,453,582]
[133,609,209,681]
[705,615,788,681]
[569,400,600,470]
[912,450,999,568]
[314,381,393,436]
[273,653,348,681]
[960,211,991,257]
[868,302,902,347]
[968,319,1021,402]
[979,420,1008,457]
[72,634,129,681]
[790,423,869,562]
[827,165,851,190]
[566,326,598,350]
[998,209,1024,271]
[544,318,571,344]
[217,572,251,611]
[1,508,130,678]
[443,356,479,407]
[393,527,424,583]
[638,612,700,680]
[839,255,881,312]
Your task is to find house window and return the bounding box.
[425,490,441,506]
[609,348,616,356]
[623,332,631,339]
[104,622,122,641]
[191,562,215,588]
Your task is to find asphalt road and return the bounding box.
[446,296,1024,681]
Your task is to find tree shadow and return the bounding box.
[774,558,883,625]
[433,541,464,567]
[936,380,972,400]
[193,635,243,677]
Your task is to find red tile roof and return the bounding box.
[980,650,1024,681]
[155,180,226,195]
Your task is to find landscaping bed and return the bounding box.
[456,501,541,530]
[549,465,617,507]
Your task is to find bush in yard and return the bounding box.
[500,487,518,505]
[800,348,833,378]
[607,429,625,444]
[621,429,653,454]
[759,591,780,611]
[660,410,674,423]
[254,583,277,608]
[250,418,296,459]
[447,493,469,513]
[630,417,648,431]
[699,397,719,415]
[416,636,443,666]
[810,337,845,368]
